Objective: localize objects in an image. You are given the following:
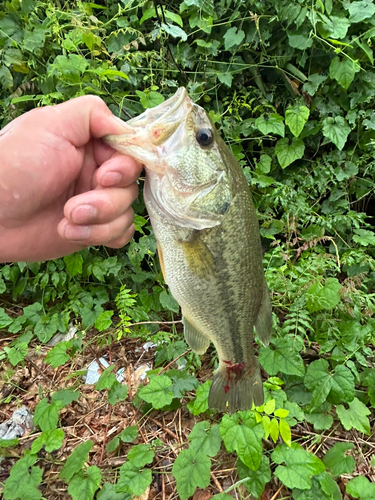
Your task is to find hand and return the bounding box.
[0,95,142,262]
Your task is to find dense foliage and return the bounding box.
[1,0,375,499]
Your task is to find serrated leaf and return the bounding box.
[172,448,211,500]
[138,375,174,409]
[220,412,263,470]
[272,443,325,490]
[223,27,245,50]
[68,466,101,500]
[353,228,375,246]
[306,278,341,313]
[336,397,370,435]
[285,105,310,137]
[189,421,221,457]
[322,442,355,477]
[187,380,211,415]
[217,72,233,87]
[128,444,154,467]
[31,429,65,454]
[116,462,152,496]
[322,116,351,150]
[45,341,72,368]
[3,452,43,500]
[259,336,305,377]
[255,114,285,137]
[329,57,360,90]
[4,343,28,366]
[304,359,332,410]
[237,455,271,499]
[275,137,305,168]
[329,364,355,404]
[95,310,113,331]
[64,253,83,276]
[60,440,93,482]
[34,398,63,432]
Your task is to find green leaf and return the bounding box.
[287,28,313,49]
[45,341,72,368]
[172,448,211,500]
[97,483,130,500]
[275,137,305,168]
[302,74,327,96]
[237,455,271,499]
[0,65,13,89]
[23,302,43,324]
[95,310,114,331]
[187,380,211,415]
[272,443,325,490]
[138,375,174,409]
[323,442,355,477]
[255,114,285,137]
[220,412,263,470]
[64,253,83,276]
[136,90,165,109]
[269,417,279,443]
[329,364,355,404]
[159,290,180,313]
[31,429,65,454]
[0,277,6,294]
[336,397,371,435]
[306,278,341,313]
[0,307,12,328]
[353,228,375,246]
[4,343,28,366]
[161,23,187,41]
[223,27,245,50]
[95,366,117,391]
[68,466,102,500]
[217,72,233,87]
[3,452,43,500]
[128,444,154,467]
[60,440,94,482]
[322,116,351,150]
[305,404,333,431]
[285,105,310,137]
[34,398,63,432]
[52,389,80,406]
[259,336,305,377]
[108,381,128,405]
[256,154,272,173]
[279,419,292,447]
[168,369,199,397]
[304,359,332,410]
[346,476,375,500]
[120,426,138,443]
[116,462,152,496]
[329,57,360,90]
[347,1,375,23]
[189,421,221,457]
[0,438,19,447]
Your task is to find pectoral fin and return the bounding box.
[183,315,210,354]
[157,241,166,281]
[181,237,215,280]
[255,284,272,346]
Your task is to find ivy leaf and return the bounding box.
[323,442,355,477]
[116,462,152,496]
[31,429,65,454]
[322,116,351,150]
[108,381,128,405]
[353,228,375,246]
[220,412,263,470]
[60,440,93,482]
[64,253,83,277]
[187,380,211,415]
[336,397,370,435]
[138,375,174,409]
[127,444,154,468]
[3,452,43,500]
[329,57,360,90]
[272,443,325,490]
[285,105,310,137]
[237,455,271,499]
[34,398,63,432]
[223,27,245,50]
[346,476,375,500]
[347,1,375,23]
[259,336,305,377]
[68,466,102,500]
[172,448,211,500]
[255,114,285,137]
[275,138,305,168]
[189,421,221,457]
[45,341,72,368]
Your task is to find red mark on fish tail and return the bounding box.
[224,384,230,394]
[222,361,245,392]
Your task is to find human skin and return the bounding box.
[0,95,142,263]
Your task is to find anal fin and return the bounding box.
[183,315,210,354]
[255,284,272,346]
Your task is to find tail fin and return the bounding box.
[208,360,264,413]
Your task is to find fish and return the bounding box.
[104,88,272,412]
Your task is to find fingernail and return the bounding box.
[71,205,97,224]
[102,171,123,186]
[65,225,91,241]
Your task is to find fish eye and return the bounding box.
[196,128,213,147]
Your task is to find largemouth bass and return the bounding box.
[104,88,272,412]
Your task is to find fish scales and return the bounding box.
[104,88,272,412]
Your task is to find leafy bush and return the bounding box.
[1,0,374,499]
